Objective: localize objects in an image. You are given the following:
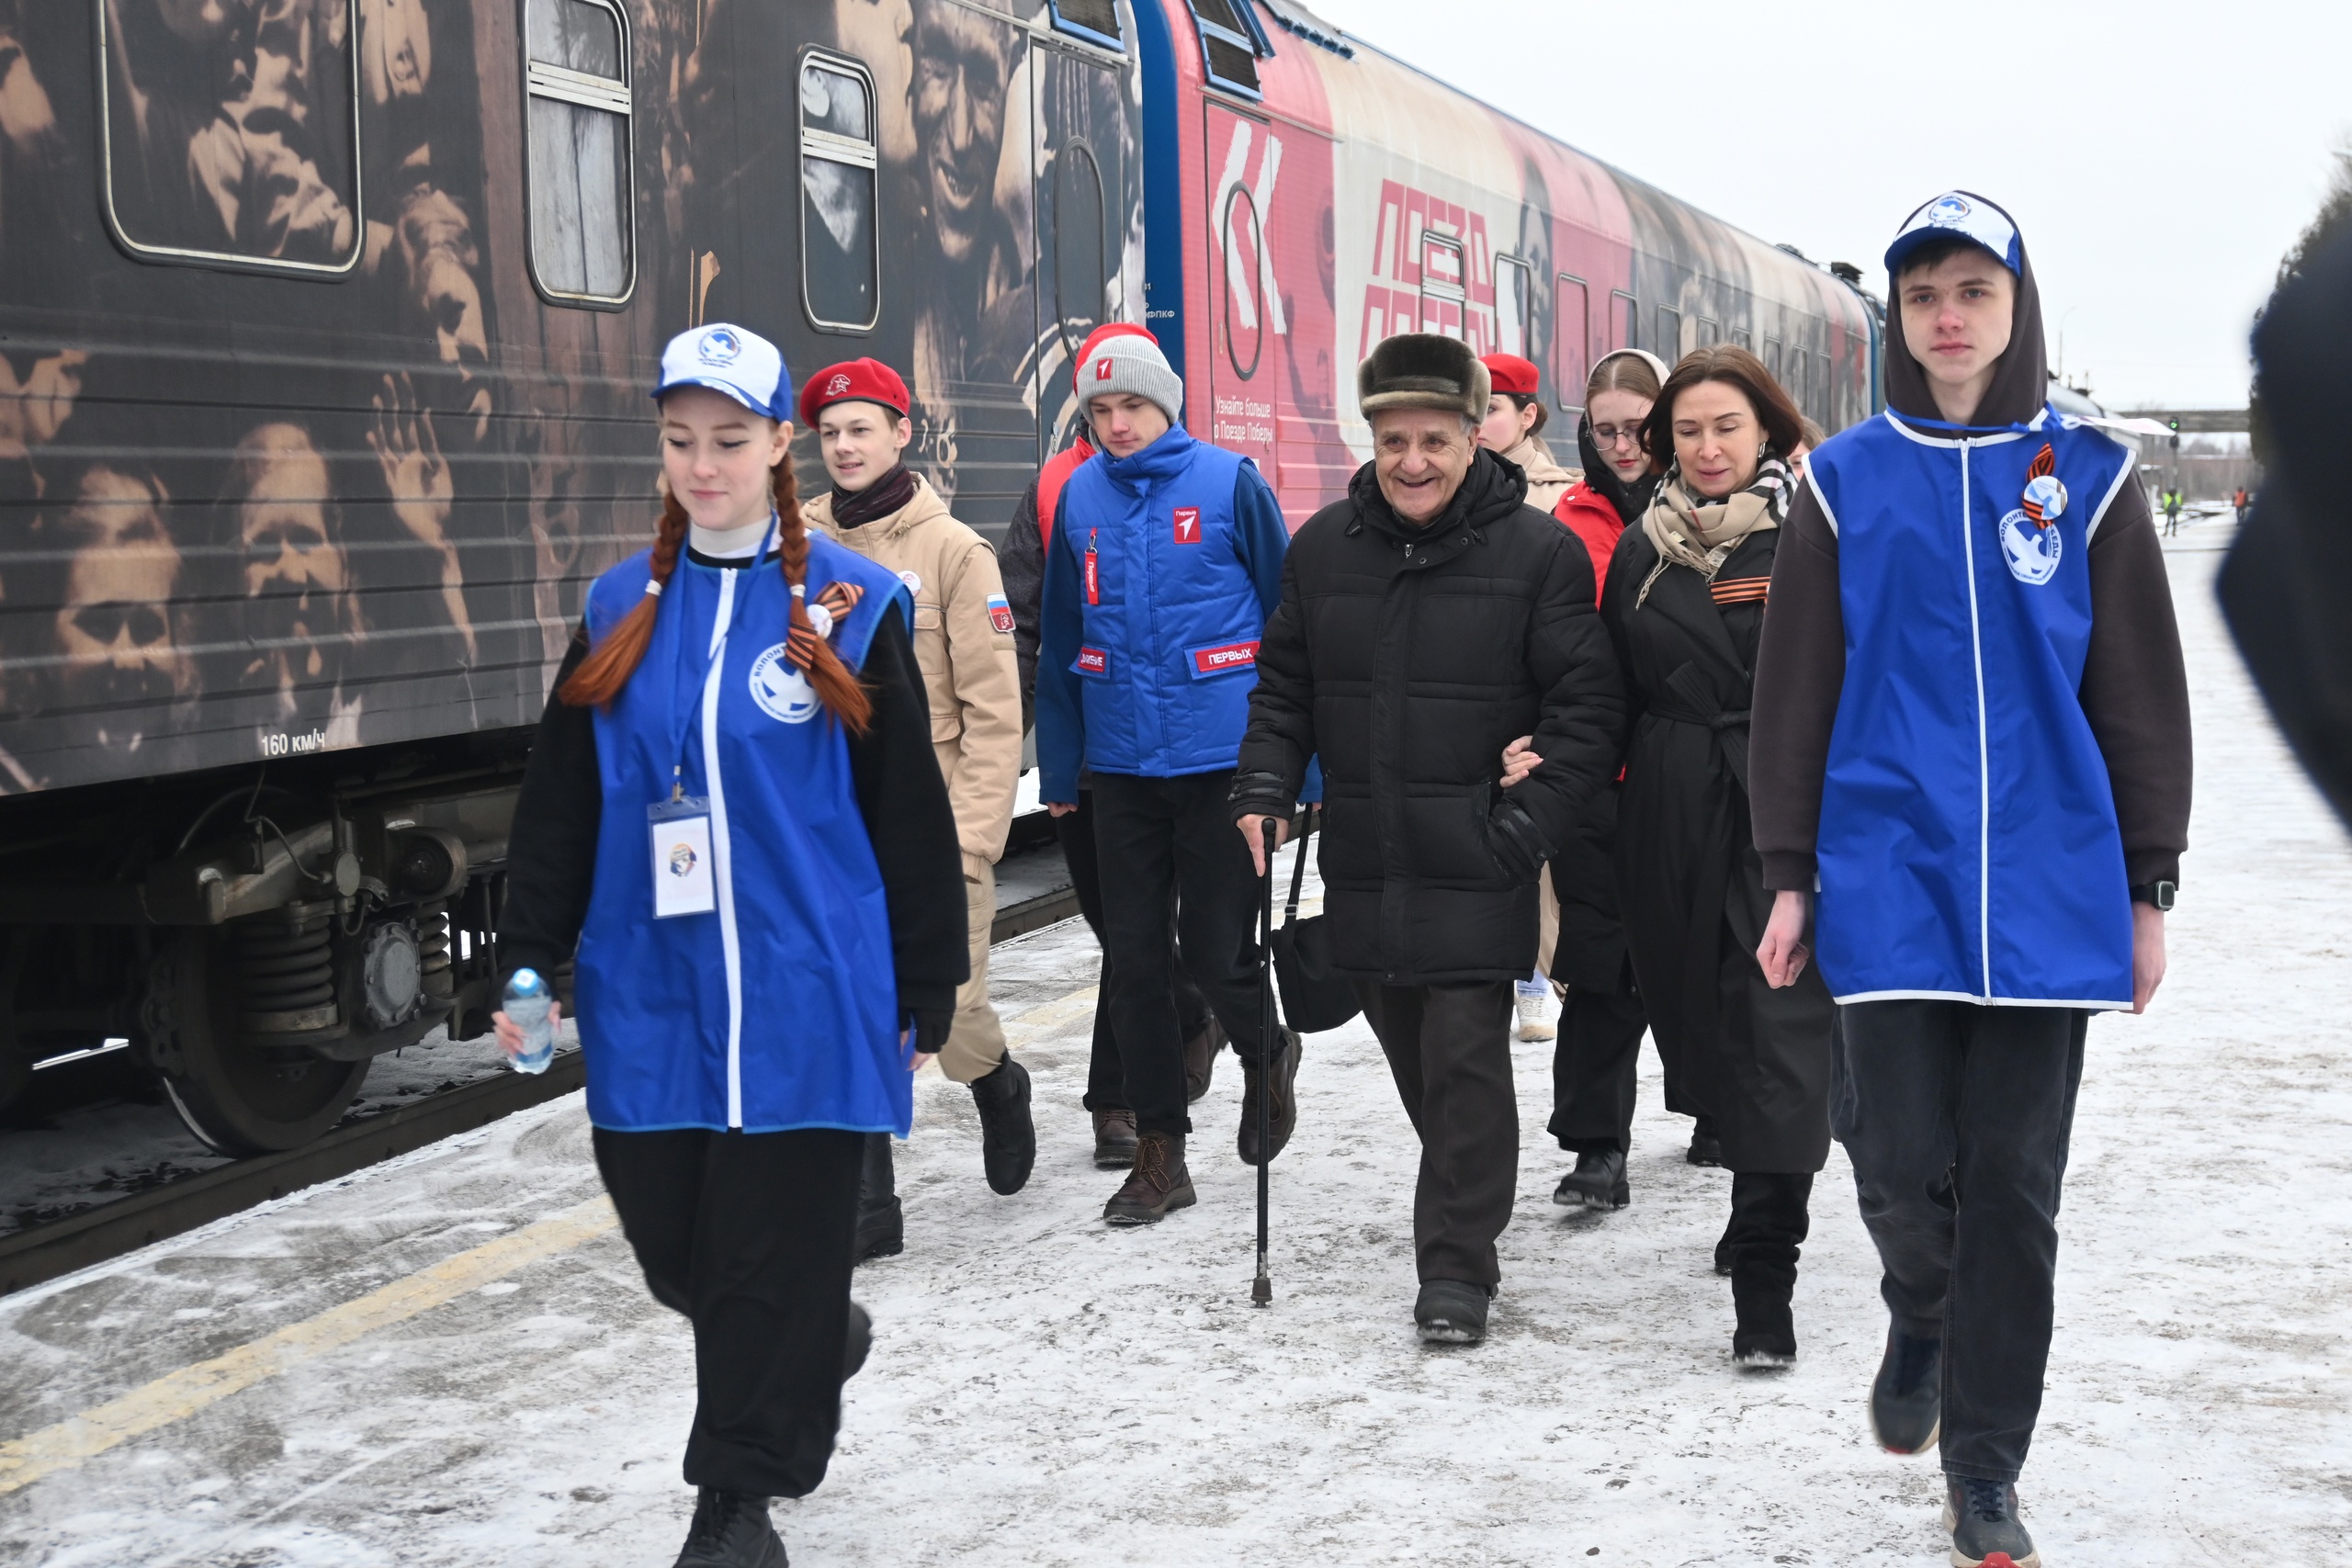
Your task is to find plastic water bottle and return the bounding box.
[504,968,556,1075]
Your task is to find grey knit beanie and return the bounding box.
[1078,331,1184,426]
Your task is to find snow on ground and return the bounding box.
[1,529,2346,1566]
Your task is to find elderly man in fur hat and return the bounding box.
[1230,333,1625,1346]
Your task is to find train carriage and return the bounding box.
[0,0,1876,1152]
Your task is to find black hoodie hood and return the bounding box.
[1883,191,2049,431]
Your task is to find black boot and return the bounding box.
[843,1301,873,1383]
[1182,1015,1225,1103]
[1237,1026,1301,1166]
[1414,1280,1493,1346]
[1725,1170,1811,1369]
[1687,1114,1724,1167]
[968,1055,1035,1196]
[854,1133,902,1262]
[1552,1148,1629,1209]
[1870,1324,1942,1454]
[672,1487,786,1567]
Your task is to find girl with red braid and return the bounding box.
[495,324,967,1568]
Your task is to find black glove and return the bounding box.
[901,1009,953,1056]
[1485,791,1554,885]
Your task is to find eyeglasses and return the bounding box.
[1589,423,1644,449]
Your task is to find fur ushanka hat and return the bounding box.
[1358,333,1490,421]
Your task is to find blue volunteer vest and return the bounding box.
[1807,407,2139,1009]
[1054,427,1264,776]
[574,532,917,1134]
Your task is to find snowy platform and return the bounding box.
[1,536,2346,1565]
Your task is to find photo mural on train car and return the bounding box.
[0,0,523,799]
[0,0,1146,800]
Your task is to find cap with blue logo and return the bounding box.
[1883,191,2022,280]
[651,323,793,421]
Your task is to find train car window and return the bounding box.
[1697,317,1719,347]
[1787,350,1807,414]
[1048,0,1124,49]
[1611,291,1638,351]
[1493,257,1532,359]
[96,0,364,275]
[1732,328,1752,352]
[798,52,879,333]
[1657,306,1683,359]
[1188,0,1273,99]
[1055,140,1109,360]
[1816,353,1834,423]
[1765,338,1784,384]
[526,0,636,306]
[1554,275,1589,412]
[1419,232,1466,337]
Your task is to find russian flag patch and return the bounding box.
[986,593,1014,634]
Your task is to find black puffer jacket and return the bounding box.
[1233,450,1625,984]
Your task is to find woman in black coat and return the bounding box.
[1601,345,1834,1369]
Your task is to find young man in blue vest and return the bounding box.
[1035,328,1299,1226]
[1750,194,2192,1567]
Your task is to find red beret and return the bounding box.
[1480,353,1541,398]
[1073,322,1159,391]
[799,357,910,428]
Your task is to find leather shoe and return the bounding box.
[1182,1016,1226,1102]
[1553,1148,1629,1209]
[1237,1027,1301,1166]
[672,1487,786,1567]
[1871,1325,1942,1454]
[1103,1131,1196,1224]
[1091,1107,1138,1168]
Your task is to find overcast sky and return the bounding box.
[1306,0,2347,411]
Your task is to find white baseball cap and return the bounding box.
[1884,191,2022,279]
[651,323,793,421]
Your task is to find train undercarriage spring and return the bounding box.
[232,909,338,1035]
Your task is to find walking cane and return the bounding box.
[1252,815,1279,1306]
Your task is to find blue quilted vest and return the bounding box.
[574,530,917,1134]
[1806,407,2140,1009]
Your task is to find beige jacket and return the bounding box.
[806,475,1022,874]
[1502,434,1582,516]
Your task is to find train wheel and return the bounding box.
[143,927,369,1156]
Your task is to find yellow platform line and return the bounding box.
[0,1196,617,1496]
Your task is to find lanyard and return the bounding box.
[661,515,777,801]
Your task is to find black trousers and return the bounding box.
[1833,1001,2088,1483]
[1057,789,1208,1113]
[1546,971,1651,1155]
[1356,979,1518,1287]
[593,1126,864,1498]
[1089,770,1269,1137]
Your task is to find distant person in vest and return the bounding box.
[1751,194,2190,1568]
[799,356,1034,1251]
[495,323,967,1568]
[1035,326,1299,1226]
[1601,345,1835,1372]
[1001,324,1228,1174]
[1232,334,1624,1347]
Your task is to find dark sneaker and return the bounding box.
[969,1055,1035,1196]
[1237,1027,1301,1166]
[842,1302,872,1382]
[1871,1326,1943,1455]
[1103,1131,1196,1224]
[672,1487,786,1567]
[1182,1016,1226,1102]
[1942,1476,2041,1567]
[854,1134,902,1262]
[1091,1107,1139,1168]
[1553,1148,1629,1209]
[1414,1279,1493,1346]
[1687,1115,1724,1168]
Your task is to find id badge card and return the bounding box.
[649,797,716,919]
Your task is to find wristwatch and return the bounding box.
[2129,880,2177,911]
